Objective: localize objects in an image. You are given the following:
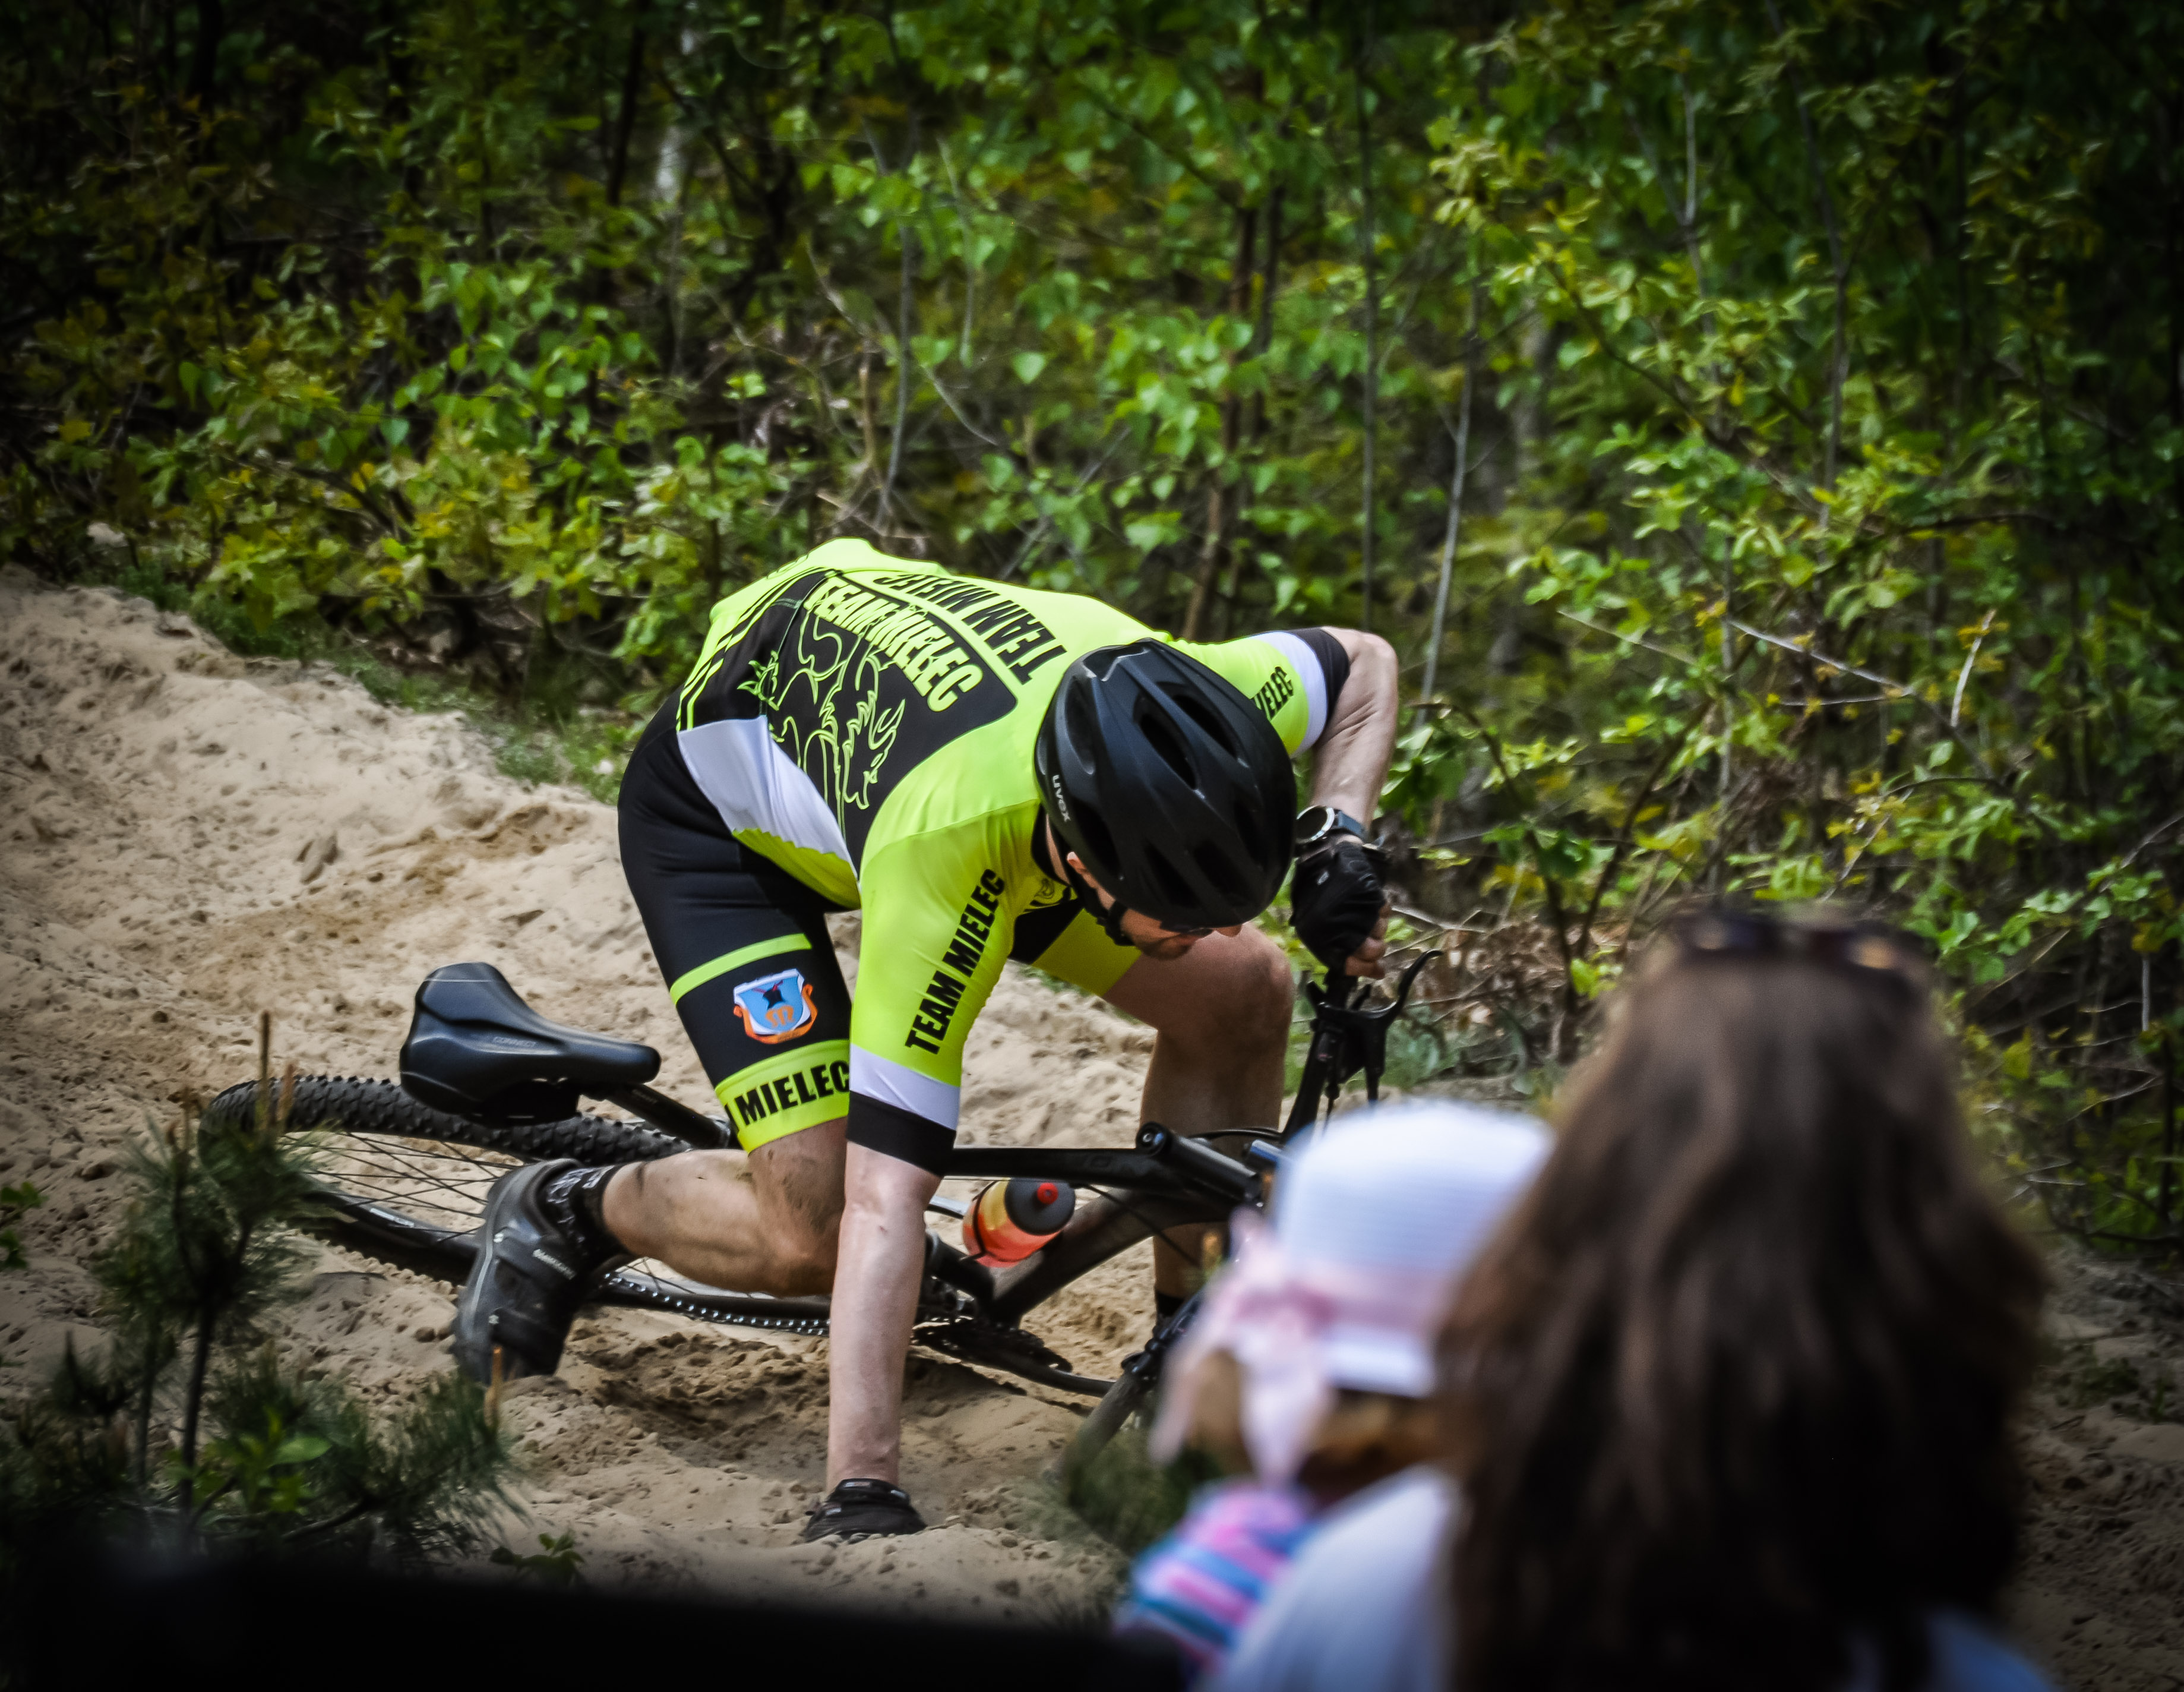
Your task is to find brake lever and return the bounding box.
[1300,948,1443,1107]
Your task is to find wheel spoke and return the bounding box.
[314,1131,515,1230]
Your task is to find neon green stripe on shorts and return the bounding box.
[717,1041,851,1150]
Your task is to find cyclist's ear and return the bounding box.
[1066,853,1113,907]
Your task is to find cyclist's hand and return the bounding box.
[1291,836,1388,978]
[1346,902,1392,979]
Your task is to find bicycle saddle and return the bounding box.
[399,962,660,1125]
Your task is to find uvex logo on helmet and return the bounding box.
[1046,773,1072,822]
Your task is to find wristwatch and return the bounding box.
[1294,806,1367,849]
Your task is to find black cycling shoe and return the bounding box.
[801,1479,926,1542]
[451,1158,625,1383]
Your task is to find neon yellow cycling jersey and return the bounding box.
[667,538,1342,1149]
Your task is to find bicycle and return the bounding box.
[203,950,1437,1451]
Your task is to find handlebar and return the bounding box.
[1136,1123,1264,1205]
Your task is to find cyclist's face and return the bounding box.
[1064,850,1243,957]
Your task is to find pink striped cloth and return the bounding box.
[1113,1479,1319,1680]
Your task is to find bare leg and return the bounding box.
[607,1126,939,1488]
[600,1120,846,1296]
[1105,924,1292,1298]
[823,1144,942,1486]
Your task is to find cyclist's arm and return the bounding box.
[1308,628,1399,825]
[841,825,1015,1175]
[1290,628,1399,981]
[1185,626,1399,823]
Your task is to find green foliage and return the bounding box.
[0,1182,43,1273]
[1062,1423,1221,1557]
[1386,0,2184,1253]
[4,0,2181,1251]
[491,1530,586,1584]
[192,1348,513,1566]
[2,1341,512,1574]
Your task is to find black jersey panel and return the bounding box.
[678,572,1019,863]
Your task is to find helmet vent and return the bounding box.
[1075,804,1119,878]
[1166,687,1238,755]
[1066,688,1099,757]
[1231,801,1265,863]
[1138,708,1196,784]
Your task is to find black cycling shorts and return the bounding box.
[618,706,1097,1168]
[620,715,857,1154]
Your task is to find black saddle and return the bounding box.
[399,962,660,1125]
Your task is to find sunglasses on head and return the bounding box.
[1672,907,1923,980]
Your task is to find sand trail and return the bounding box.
[0,571,1148,1613]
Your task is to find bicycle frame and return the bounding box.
[293,949,1448,1396]
[590,951,1442,1340]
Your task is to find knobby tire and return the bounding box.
[200,1078,833,1336]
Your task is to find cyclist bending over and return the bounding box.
[451,539,1399,1539]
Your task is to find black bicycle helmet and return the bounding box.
[1035,639,1295,929]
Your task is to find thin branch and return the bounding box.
[1726,617,2003,783]
[881,142,918,524]
[1421,283,1478,706]
[1576,714,1702,962]
[998,433,1122,582]
[1951,608,1996,727]
[1765,0,1849,516]
[1616,83,1705,292]
[1554,608,1700,669]
[1444,698,1578,997]
[1353,1,1379,634]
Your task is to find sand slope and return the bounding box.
[0,572,1149,1614]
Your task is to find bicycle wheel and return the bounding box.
[201,1078,835,1336]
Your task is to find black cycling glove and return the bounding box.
[1290,835,1387,975]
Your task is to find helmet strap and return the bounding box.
[1057,850,1137,949]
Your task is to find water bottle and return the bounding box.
[961,1177,1076,1265]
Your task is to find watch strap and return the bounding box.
[1296,806,1367,847]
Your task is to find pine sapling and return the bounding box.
[100,1014,321,1508]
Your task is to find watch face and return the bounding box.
[1294,807,1333,845]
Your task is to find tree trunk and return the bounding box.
[606,0,651,209]
[1421,283,1478,706]
[1352,2,1378,633]
[179,1312,213,1497]
[1184,204,1256,640]
[189,0,223,106]
[1223,187,1284,633]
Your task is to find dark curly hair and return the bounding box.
[1441,924,2046,1692]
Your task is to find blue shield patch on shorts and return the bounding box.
[731,967,818,1045]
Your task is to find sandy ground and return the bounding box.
[0,572,1153,1619]
[2011,1265,2184,1689]
[4,573,2183,1675]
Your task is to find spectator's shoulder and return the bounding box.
[1213,1467,1455,1692]
[1923,1613,2057,1692]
